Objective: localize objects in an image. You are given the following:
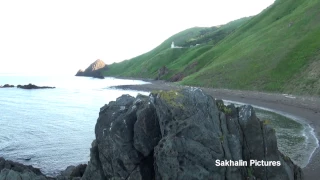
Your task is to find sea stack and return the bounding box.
[75,59,107,79]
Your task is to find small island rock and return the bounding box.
[0,84,15,88]
[17,84,55,89]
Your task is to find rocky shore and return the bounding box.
[82,88,302,180]
[0,88,307,179]
[0,157,86,180]
[111,81,320,180]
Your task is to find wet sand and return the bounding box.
[111,80,320,179]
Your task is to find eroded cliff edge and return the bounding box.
[82,88,303,180]
[75,59,107,79]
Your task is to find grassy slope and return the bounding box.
[104,0,320,96]
[103,17,249,78]
[181,0,320,95]
[103,27,207,78]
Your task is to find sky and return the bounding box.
[0,0,275,75]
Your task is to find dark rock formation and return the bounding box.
[156,66,169,80]
[57,164,87,180]
[0,157,87,180]
[84,94,160,180]
[17,84,55,89]
[170,72,184,82]
[170,61,198,82]
[75,59,107,79]
[0,84,15,88]
[92,74,105,79]
[0,157,52,180]
[75,69,85,76]
[82,88,303,180]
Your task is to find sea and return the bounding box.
[0,74,318,176]
[0,74,150,176]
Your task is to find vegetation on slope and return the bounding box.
[104,0,320,96]
[181,0,320,95]
[103,17,250,78]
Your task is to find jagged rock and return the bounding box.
[75,69,84,76]
[89,94,159,179]
[0,84,14,88]
[57,164,87,180]
[59,166,75,177]
[69,164,87,177]
[0,157,88,180]
[0,157,50,180]
[17,84,55,89]
[156,66,169,80]
[82,88,303,180]
[170,61,198,82]
[82,140,106,180]
[75,59,107,79]
[170,72,184,82]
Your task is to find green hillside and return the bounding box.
[103,17,250,78]
[104,0,320,96]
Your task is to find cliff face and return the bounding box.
[76,59,107,78]
[82,88,303,180]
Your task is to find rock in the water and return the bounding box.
[0,157,49,180]
[92,73,105,79]
[82,88,303,180]
[0,84,14,88]
[75,69,85,76]
[75,59,107,79]
[17,83,55,89]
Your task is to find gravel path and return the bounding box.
[111,80,320,179]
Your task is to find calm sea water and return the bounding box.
[0,75,149,176]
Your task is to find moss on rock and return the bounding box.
[157,90,184,109]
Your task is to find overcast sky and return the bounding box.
[0,0,275,75]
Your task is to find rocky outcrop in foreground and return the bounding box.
[82,88,303,180]
[17,84,55,89]
[0,157,51,180]
[0,89,303,179]
[0,157,86,180]
[75,59,107,79]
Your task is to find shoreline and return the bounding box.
[223,99,319,168]
[110,80,320,179]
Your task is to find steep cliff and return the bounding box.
[75,59,107,79]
